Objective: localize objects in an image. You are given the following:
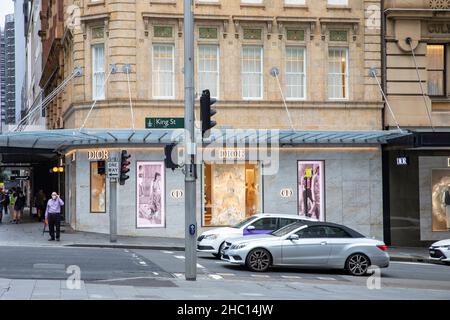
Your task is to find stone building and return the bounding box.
[24,0,402,241]
[383,0,450,246]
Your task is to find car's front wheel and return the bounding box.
[212,242,225,259]
[246,248,272,272]
[346,253,371,276]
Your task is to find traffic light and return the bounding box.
[164,144,179,171]
[120,150,131,185]
[200,89,217,138]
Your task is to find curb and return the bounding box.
[390,255,436,264]
[65,243,185,251]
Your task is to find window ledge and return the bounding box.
[326,5,352,11]
[196,1,221,7]
[283,5,309,10]
[240,3,266,9]
[150,0,177,5]
[87,1,105,7]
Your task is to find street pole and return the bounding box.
[109,154,118,243]
[184,0,197,281]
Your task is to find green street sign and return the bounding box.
[145,117,185,129]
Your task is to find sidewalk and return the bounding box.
[0,219,435,263]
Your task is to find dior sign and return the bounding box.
[87,150,110,160]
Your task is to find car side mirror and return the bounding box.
[287,234,300,241]
[246,225,255,231]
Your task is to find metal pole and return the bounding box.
[109,155,118,243]
[184,0,197,281]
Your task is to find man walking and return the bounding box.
[0,188,6,224]
[45,192,64,241]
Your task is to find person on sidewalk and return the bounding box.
[45,192,64,241]
[9,188,17,224]
[14,190,26,224]
[1,189,9,218]
[0,188,6,224]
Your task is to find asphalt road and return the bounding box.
[0,246,450,291]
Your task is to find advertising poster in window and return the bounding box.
[431,169,450,231]
[90,162,106,213]
[137,162,165,228]
[298,161,325,221]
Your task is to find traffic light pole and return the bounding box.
[184,0,197,281]
[109,153,119,243]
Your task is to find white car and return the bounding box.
[197,214,309,258]
[429,239,450,265]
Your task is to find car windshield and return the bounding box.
[271,222,305,237]
[232,216,259,229]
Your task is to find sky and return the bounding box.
[0,0,14,29]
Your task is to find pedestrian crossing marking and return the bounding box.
[208,274,223,280]
[162,251,174,254]
[197,264,205,269]
[173,273,184,279]
[251,274,270,278]
[281,275,302,279]
[174,255,185,260]
[316,277,337,281]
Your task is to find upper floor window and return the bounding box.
[198,45,219,98]
[285,47,306,100]
[285,0,305,5]
[241,0,263,3]
[328,47,348,100]
[92,44,105,100]
[328,0,348,5]
[152,44,175,99]
[242,46,263,100]
[427,44,445,97]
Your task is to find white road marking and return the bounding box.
[391,261,437,266]
[215,261,228,264]
[208,274,223,280]
[216,273,235,276]
[251,274,270,278]
[174,255,185,260]
[162,251,174,254]
[173,273,184,279]
[281,275,302,279]
[316,277,337,281]
[152,272,159,276]
[240,293,264,297]
[139,261,147,266]
[197,264,205,269]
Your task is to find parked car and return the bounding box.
[429,239,450,265]
[221,221,390,276]
[197,214,309,258]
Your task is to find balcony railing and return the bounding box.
[385,0,450,10]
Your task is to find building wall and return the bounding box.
[384,0,450,128]
[14,0,25,125]
[4,15,15,125]
[67,146,383,240]
[60,0,382,131]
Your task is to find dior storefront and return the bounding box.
[63,142,386,240]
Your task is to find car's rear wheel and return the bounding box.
[212,242,225,259]
[246,248,272,272]
[346,253,371,276]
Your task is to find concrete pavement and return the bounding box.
[0,220,439,264]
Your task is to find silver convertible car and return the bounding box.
[221,221,389,276]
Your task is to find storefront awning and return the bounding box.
[0,129,411,151]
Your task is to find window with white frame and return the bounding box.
[328,47,348,99]
[242,46,263,99]
[285,47,306,99]
[198,45,219,98]
[92,44,105,100]
[152,44,175,99]
[328,0,348,5]
[285,0,305,5]
[241,0,263,4]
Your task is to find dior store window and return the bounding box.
[432,169,450,231]
[203,163,261,227]
[90,161,106,213]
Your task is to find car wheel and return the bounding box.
[346,253,371,276]
[212,242,225,259]
[246,248,272,272]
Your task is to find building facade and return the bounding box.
[14,0,26,125]
[4,14,15,126]
[33,0,390,240]
[383,0,450,246]
[0,29,6,131]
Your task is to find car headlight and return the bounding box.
[231,243,247,250]
[203,234,218,240]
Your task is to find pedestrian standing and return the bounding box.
[9,188,17,224]
[45,192,64,241]
[14,190,26,224]
[0,188,6,224]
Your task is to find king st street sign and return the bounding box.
[146,117,185,129]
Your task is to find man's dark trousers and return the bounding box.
[48,213,61,240]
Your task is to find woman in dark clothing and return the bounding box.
[13,191,26,224]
